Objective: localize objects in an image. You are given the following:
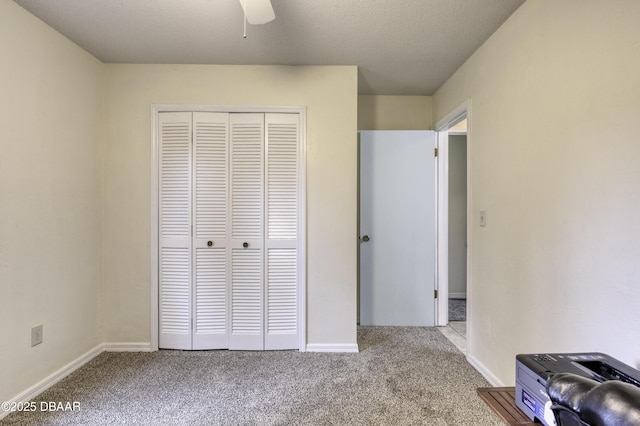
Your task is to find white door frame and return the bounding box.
[150,104,307,351]
[435,100,471,332]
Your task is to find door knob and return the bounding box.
[243,242,249,248]
[207,241,213,247]
[362,235,370,242]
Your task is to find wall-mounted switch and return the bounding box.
[31,324,43,347]
[480,210,487,227]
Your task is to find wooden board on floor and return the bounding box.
[477,387,536,425]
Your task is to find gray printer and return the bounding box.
[515,352,640,425]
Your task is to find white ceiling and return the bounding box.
[13,0,525,95]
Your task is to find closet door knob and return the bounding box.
[243,242,249,248]
[207,241,213,247]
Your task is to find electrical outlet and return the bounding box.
[31,324,43,347]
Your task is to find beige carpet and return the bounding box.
[2,327,500,425]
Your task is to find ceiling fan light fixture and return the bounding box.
[238,0,275,25]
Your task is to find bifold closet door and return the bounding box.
[192,112,230,349]
[158,112,193,350]
[264,113,300,350]
[158,111,300,351]
[227,113,301,351]
[228,114,265,350]
[159,112,231,350]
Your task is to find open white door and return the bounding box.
[359,131,436,326]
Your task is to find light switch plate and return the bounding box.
[480,210,487,227]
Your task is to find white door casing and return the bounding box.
[434,99,470,328]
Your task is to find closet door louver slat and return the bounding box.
[266,248,297,333]
[193,247,227,348]
[230,118,264,240]
[266,121,298,240]
[194,115,228,239]
[231,249,263,333]
[160,247,190,335]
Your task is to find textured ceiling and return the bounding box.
[13,0,525,95]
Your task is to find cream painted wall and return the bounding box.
[358,96,432,130]
[434,0,640,385]
[102,65,358,347]
[0,1,103,403]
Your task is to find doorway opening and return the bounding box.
[435,100,470,353]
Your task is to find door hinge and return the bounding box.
[434,289,438,299]
[434,148,438,157]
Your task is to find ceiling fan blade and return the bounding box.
[238,0,275,25]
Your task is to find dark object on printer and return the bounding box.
[547,373,640,426]
[546,373,599,426]
[515,352,640,426]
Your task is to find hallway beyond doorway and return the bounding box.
[439,298,467,352]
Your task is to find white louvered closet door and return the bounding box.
[192,112,229,349]
[158,111,300,351]
[264,113,299,350]
[228,114,265,350]
[159,112,193,350]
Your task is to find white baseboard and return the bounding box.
[0,345,103,421]
[102,342,153,352]
[449,293,467,299]
[466,353,504,387]
[1,342,154,421]
[306,343,359,353]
